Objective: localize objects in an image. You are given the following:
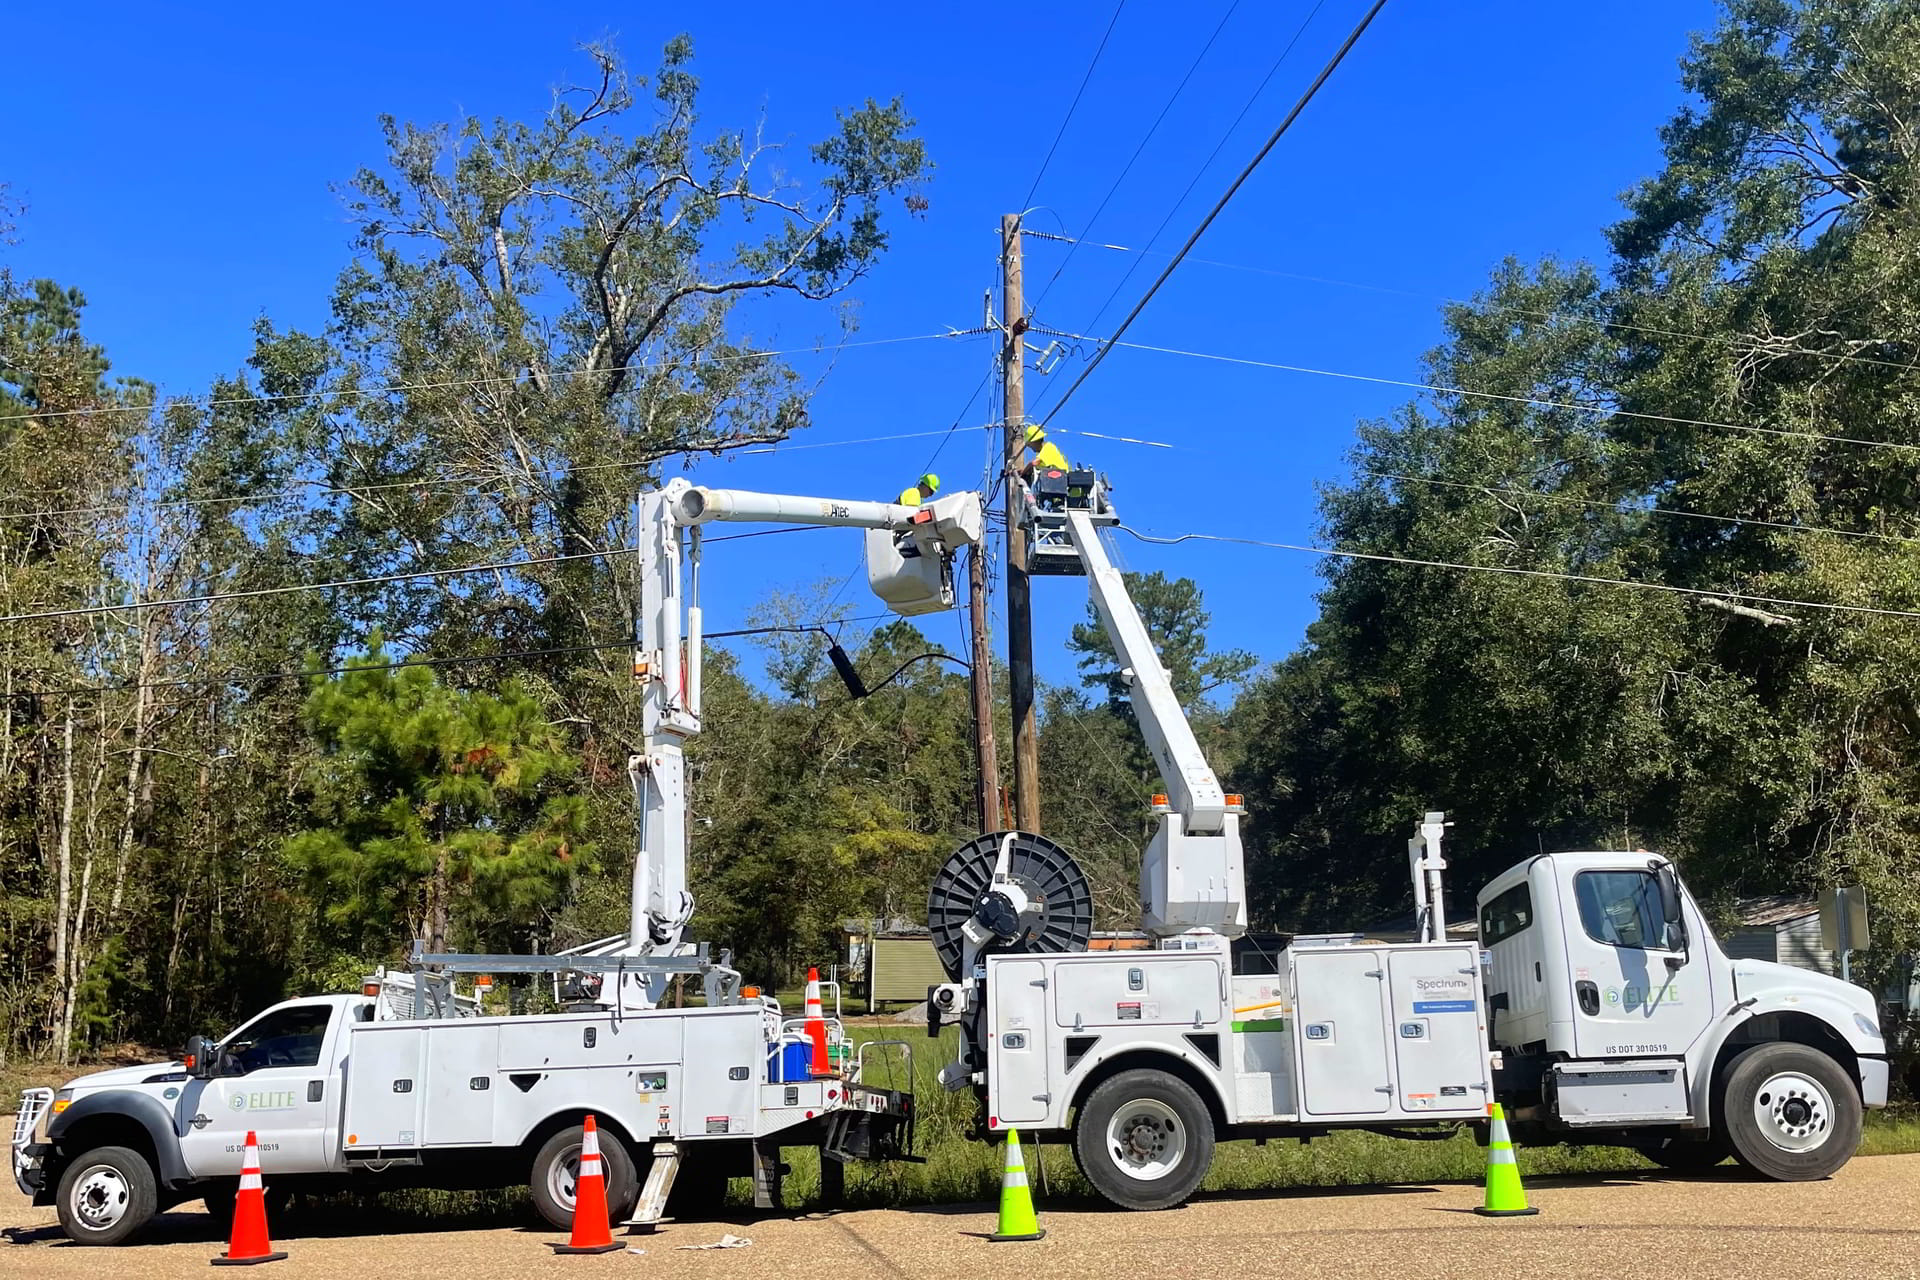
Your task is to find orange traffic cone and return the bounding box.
[211,1131,286,1266]
[804,966,832,1076]
[550,1115,622,1254]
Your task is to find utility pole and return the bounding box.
[966,546,999,833]
[1001,213,1041,833]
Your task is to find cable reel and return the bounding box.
[927,830,1094,982]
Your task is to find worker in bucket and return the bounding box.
[898,472,940,506]
[1019,424,1068,481]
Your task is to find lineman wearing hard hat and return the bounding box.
[1020,424,1068,480]
[899,473,940,506]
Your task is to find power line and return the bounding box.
[0,546,640,625]
[1029,234,1920,378]
[0,511,901,626]
[17,616,897,698]
[1102,337,1920,454]
[1045,0,1391,421]
[1116,524,1920,622]
[1020,1,1130,212]
[0,425,984,528]
[0,330,974,426]
[1027,0,1245,315]
[1027,0,1332,421]
[1368,470,1920,547]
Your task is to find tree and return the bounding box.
[283,643,593,959]
[1048,572,1252,927]
[1070,570,1256,711]
[1231,0,1920,982]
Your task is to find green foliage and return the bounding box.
[1050,572,1250,926]
[1237,0,1920,1007]
[283,641,593,958]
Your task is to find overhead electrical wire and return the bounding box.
[1027,233,1920,378]
[1043,0,1392,422]
[0,520,869,626]
[1026,0,1246,315]
[1100,337,1920,453]
[1025,0,1331,359]
[0,425,985,528]
[1116,525,1920,622]
[1366,471,1920,547]
[0,330,977,427]
[1019,0,1130,212]
[15,615,896,699]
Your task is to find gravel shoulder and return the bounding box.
[6,1152,1920,1278]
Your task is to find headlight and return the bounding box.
[51,1088,73,1114]
[1854,1013,1883,1040]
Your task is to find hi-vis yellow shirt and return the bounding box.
[1031,439,1068,471]
[899,486,924,506]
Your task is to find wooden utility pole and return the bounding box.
[966,546,999,833]
[1001,213,1041,832]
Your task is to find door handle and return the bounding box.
[1576,980,1600,1016]
[307,1080,325,1103]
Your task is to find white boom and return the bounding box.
[1062,509,1246,938]
[626,477,982,1003]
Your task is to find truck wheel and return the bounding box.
[529,1125,640,1231]
[1631,1134,1729,1172]
[1072,1069,1215,1210]
[1721,1043,1861,1181]
[55,1146,157,1246]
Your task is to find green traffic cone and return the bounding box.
[989,1129,1046,1242]
[1474,1103,1539,1217]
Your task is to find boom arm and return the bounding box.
[626,478,982,1001]
[1062,509,1245,938]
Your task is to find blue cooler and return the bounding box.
[768,1040,812,1083]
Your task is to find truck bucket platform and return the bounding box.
[1023,470,1118,576]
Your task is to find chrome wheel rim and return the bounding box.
[70,1163,131,1230]
[1105,1098,1185,1181]
[547,1143,582,1213]
[1753,1070,1833,1153]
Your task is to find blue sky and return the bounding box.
[2,1,1722,691]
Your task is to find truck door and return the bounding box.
[176,1001,345,1176]
[1556,866,1716,1060]
[988,960,1051,1126]
[1294,949,1393,1116]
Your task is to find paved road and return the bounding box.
[7,1154,1920,1279]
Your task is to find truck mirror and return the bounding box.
[1651,861,1689,955]
[182,1035,218,1080]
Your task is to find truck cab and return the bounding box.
[14,994,371,1244]
[1478,852,1889,1177]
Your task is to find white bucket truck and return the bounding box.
[927,479,1888,1208]
[13,479,981,1244]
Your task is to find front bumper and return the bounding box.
[1861,1055,1890,1108]
[12,1087,54,1197]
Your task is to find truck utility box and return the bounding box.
[343,1006,765,1155]
[983,940,1492,1132]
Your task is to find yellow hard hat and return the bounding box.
[1024,424,1046,444]
[919,473,940,492]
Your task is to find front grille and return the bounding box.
[13,1088,53,1149]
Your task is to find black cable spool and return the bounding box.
[927,830,1094,982]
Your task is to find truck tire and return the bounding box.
[1720,1043,1861,1181]
[55,1145,157,1246]
[529,1125,640,1231]
[1072,1069,1215,1211]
